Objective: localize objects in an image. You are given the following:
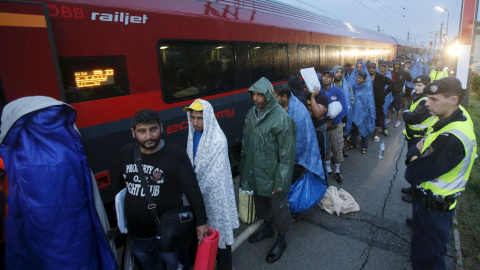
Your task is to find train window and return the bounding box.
[325,45,341,69]
[368,48,376,63]
[356,47,366,62]
[375,48,382,62]
[343,46,355,68]
[59,56,130,104]
[296,44,320,72]
[249,43,288,83]
[158,41,235,101]
[387,48,393,60]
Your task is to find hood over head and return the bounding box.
[333,65,345,81]
[0,96,74,144]
[248,77,277,112]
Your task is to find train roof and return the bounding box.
[51,0,416,47]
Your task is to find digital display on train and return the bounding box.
[74,69,115,88]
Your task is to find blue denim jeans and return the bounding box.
[130,236,190,270]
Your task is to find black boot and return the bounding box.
[402,194,413,203]
[266,234,287,264]
[406,218,413,228]
[248,222,274,243]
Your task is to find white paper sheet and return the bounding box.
[300,67,321,93]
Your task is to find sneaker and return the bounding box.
[334,173,344,184]
[394,121,401,128]
[383,130,389,137]
[386,119,391,124]
[374,136,380,142]
[342,147,349,157]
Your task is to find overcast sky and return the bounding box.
[278,0,464,48]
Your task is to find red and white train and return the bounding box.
[0,0,421,209]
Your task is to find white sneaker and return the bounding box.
[386,119,391,124]
[394,121,401,128]
[374,136,380,142]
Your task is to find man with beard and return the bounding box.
[333,65,354,157]
[119,109,209,270]
[367,62,393,142]
[240,77,296,264]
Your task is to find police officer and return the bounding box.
[401,75,433,205]
[404,77,477,269]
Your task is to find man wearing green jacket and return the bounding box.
[240,77,297,264]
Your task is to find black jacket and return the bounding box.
[391,69,412,95]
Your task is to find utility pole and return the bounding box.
[439,22,443,47]
[377,25,382,32]
[407,31,410,41]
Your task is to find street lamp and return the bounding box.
[435,6,449,44]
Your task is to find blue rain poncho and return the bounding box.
[0,96,117,270]
[380,69,393,118]
[286,94,327,212]
[332,65,353,112]
[405,56,422,89]
[286,94,325,180]
[346,60,376,137]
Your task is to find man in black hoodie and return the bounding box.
[387,60,412,128]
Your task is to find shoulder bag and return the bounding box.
[134,145,197,252]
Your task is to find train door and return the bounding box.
[0,1,64,105]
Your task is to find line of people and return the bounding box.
[0,52,464,270]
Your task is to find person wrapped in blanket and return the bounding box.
[183,99,239,270]
[345,60,376,154]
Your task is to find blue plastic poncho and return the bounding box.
[381,69,393,118]
[286,94,325,179]
[332,65,352,112]
[346,60,376,137]
[405,56,422,89]
[0,97,117,270]
[286,94,327,212]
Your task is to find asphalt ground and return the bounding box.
[230,121,457,270]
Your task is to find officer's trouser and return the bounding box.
[411,198,455,270]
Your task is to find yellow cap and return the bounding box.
[183,100,203,112]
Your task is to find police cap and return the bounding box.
[413,75,431,86]
[424,77,463,95]
[380,61,389,67]
[367,62,376,68]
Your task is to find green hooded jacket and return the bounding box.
[239,77,297,197]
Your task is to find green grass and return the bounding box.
[456,90,480,269]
